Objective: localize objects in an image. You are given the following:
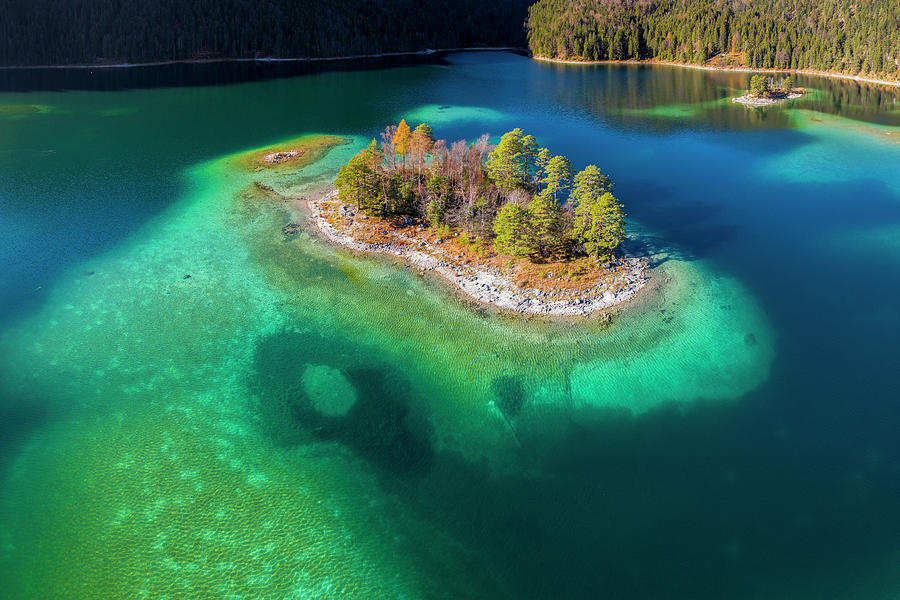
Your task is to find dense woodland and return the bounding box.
[527,0,900,80]
[4,0,897,81]
[334,122,627,261]
[0,0,530,66]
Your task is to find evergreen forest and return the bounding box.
[0,0,531,66]
[527,0,900,80]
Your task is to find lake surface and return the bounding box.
[1,52,898,599]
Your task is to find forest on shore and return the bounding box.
[3,0,897,83]
[335,122,627,261]
[527,0,899,81]
[0,0,530,66]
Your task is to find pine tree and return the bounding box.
[749,74,769,95]
[486,129,528,191]
[527,193,562,257]
[540,155,573,203]
[493,202,535,257]
[571,164,612,201]
[574,191,626,259]
[571,165,624,259]
[335,152,378,215]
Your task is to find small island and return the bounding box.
[308,122,649,316]
[732,74,804,106]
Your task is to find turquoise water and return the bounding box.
[1,53,899,598]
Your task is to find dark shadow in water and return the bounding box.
[244,292,900,600]
[492,375,525,419]
[292,366,434,476]
[0,396,49,473]
[0,51,532,93]
[251,329,434,477]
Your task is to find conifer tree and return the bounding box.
[335,153,377,214]
[409,123,435,179]
[486,129,528,191]
[540,155,573,203]
[571,165,625,259]
[527,194,562,257]
[571,164,612,200]
[573,191,626,259]
[750,74,769,96]
[493,202,535,257]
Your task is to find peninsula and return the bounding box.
[307,123,648,316]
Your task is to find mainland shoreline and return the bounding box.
[531,55,900,88]
[8,48,895,90]
[0,46,527,71]
[303,189,650,317]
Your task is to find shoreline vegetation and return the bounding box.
[301,122,649,316]
[306,190,649,316]
[532,56,900,88]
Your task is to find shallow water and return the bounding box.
[1,53,899,599]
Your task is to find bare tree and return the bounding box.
[381,125,398,170]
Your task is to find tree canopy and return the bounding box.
[0,0,532,66]
[749,74,769,96]
[334,122,629,263]
[572,166,626,260]
[527,0,900,81]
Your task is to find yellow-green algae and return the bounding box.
[224,133,351,174]
[622,97,732,119]
[0,103,52,119]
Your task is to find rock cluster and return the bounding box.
[731,91,802,106]
[263,149,302,163]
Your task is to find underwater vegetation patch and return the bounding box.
[224,134,350,173]
[252,329,434,476]
[491,375,526,420]
[0,103,51,118]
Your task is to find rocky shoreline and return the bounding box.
[305,190,650,316]
[731,91,803,106]
[531,55,900,88]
